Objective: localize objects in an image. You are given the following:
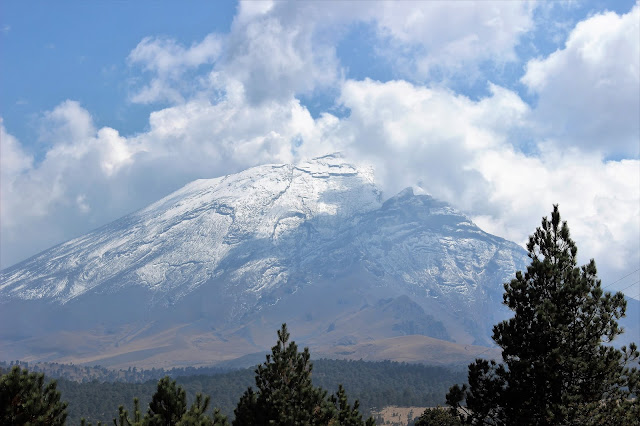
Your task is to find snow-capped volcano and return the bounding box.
[0,154,532,368]
[1,154,382,304]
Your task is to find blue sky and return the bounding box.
[1,2,235,145]
[3,0,635,144]
[1,1,639,297]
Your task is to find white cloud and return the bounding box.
[1,122,32,181]
[522,3,640,157]
[1,123,34,229]
[128,34,222,104]
[333,79,529,207]
[41,100,94,144]
[235,0,275,24]
[366,1,535,79]
[125,1,535,107]
[76,194,90,214]
[125,1,346,106]
[0,103,148,267]
[223,5,341,104]
[471,145,640,280]
[329,78,639,286]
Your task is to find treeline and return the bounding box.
[0,360,233,383]
[50,359,462,424]
[2,325,464,425]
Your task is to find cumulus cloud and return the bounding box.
[128,34,222,104]
[0,103,147,267]
[522,3,640,157]
[331,78,639,285]
[1,123,34,228]
[365,1,535,79]
[124,1,536,106]
[41,100,94,144]
[126,1,345,106]
[471,146,640,281]
[333,79,529,204]
[223,12,340,104]
[138,91,324,171]
[1,123,32,180]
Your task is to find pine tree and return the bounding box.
[233,323,333,426]
[233,323,374,426]
[113,397,142,426]
[147,377,187,425]
[447,205,639,425]
[0,365,68,425]
[178,393,229,426]
[328,384,375,426]
[414,407,463,426]
[210,408,230,426]
[113,378,228,426]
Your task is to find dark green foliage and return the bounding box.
[230,387,257,425]
[179,393,210,425]
[232,323,335,425]
[177,393,229,426]
[0,340,466,425]
[56,359,463,424]
[209,408,229,426]
[146,377,187,425]
[312,359,463,411]
[0,360,236,384]
[64,379,154,424]
[414,407,463,426]
[0,365,68,425]
[233,323,374,426]
[113,397,142,426]
[81,418,104,426]
[109,377,228,426]
[328,384,375,426]
[447,205,640,425]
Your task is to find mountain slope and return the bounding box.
[1,155,381,304]
[1,154,531,368]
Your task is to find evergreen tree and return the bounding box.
[112,378,228,426]
[328,384,375,426]
[233,323,374,426]
[113,397,142,426]
[233,323,333,426]
[0,365,68,425]
[447,205,639,425]
[178,393,229,426]
[413,407,463,426]
[147,377,187,425]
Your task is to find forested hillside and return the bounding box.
[40,359,464,424]
[0,360,233,383]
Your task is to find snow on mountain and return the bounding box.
[0,154,534,367]
[0,154,381,303]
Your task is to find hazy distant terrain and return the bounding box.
[2,155,636,369]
